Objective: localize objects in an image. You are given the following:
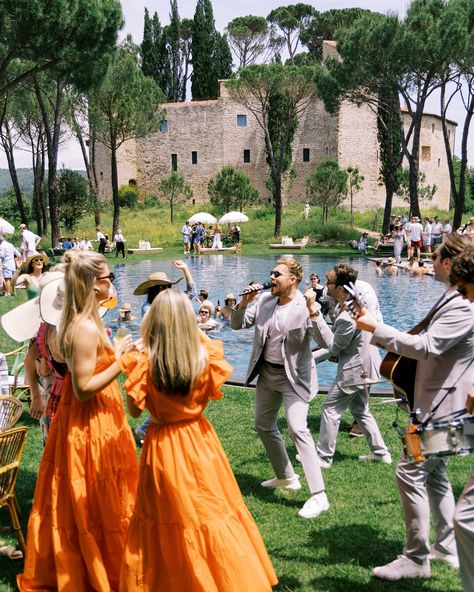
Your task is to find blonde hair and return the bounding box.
[277,257,303,282]
[57,251,110,359]
[141,289,208,396]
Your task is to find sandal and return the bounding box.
[0,545,23,560]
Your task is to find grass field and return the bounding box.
[0,387,469,591]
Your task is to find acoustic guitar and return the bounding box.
[380,353,417,410]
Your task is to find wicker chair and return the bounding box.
[0,397,23,431]
[0,344,31,402]
[0,427,28,556]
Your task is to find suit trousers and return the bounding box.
[454,469,474,592]
[316,384,388,462]
[254,364,325,494]
[396,456,457,564]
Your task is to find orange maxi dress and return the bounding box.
[118,337,278,591]
[18,349,139,592]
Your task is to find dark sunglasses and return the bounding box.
[199,309,210,315]
[270,270,284,278]
[98,272,115,283]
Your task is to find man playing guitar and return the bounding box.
[355,234,473,581]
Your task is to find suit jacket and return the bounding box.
[312,308,381,394]
[371,290,474,423]
[230,291,318,401]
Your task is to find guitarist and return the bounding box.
[450,244,474,592]
[355,234,474,582]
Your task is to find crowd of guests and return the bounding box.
[0,223,473,591]
[181,221,241,254]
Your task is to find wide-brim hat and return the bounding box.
[224,292,236,303]
[469,217,474,224]
[133,272,183,295]
[120,302,132,312]
[386,257,396,264]
[25,252,49,271]
[39,272,108,326]
[1,271,63,341]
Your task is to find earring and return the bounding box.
[94,287,100,294]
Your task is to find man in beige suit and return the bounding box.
[356,234,474,581]
[231,258,328,519]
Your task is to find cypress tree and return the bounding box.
[141,8,158,79]
[191,0,216,99]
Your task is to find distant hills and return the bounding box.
[0,168,87,196]
[0,168,35,195]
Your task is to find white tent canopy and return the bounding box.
[188,212,217,224]
[218,212,249,224]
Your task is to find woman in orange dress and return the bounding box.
[119,289,278,591]
[18,251,138,591]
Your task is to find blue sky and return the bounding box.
[2,0,471,170]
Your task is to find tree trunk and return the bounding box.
[273,178,282,237]
[0,122,28,223]
[111,141,120,237]
[382,186,394,234]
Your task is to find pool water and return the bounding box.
[107,254,444,386]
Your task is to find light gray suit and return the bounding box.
[313,308,389,462]
[371,289,474,566]
[231,291,325,493]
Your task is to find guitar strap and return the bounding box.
[406,292,460,336]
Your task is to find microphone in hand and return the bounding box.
[239,282,272,297]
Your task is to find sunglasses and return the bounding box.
[199,309,210,315]
[270,270,285,278]
[326,279,336,286]
[32,258,44,263]
[97,272,115,283]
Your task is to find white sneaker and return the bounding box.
[358,453,392,465]
[295,453,301,463]
[373,555,431,580]
[261,474,301,491]
[317,455,332,469]
[298,492,330,519]
[428,546,459,569]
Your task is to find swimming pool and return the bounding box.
[107,254,445,386]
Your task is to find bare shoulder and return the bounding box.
[71,317,100,347]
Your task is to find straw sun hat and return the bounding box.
[2,271,107,342]
[25,252,49,272]
[133,272,183,296]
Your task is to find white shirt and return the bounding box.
[443,223,452,235]
[423,223,432,238]
[80,240,93,250]
[21,229,40,255]
[0,241,20,272]
[431,222,443,236]
[409,222,423,242]
[97,230,105,240]
[114,233,124,242]
[263,301,292,364]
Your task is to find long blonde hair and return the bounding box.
[141,289,208,395]
[57,251,110,359]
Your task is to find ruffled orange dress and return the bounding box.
[18,349,139,592]
[118,337,278,591]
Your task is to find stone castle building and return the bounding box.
[95,42,456,212]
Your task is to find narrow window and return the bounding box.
[191,151,198,165]
[438,158,441,167]
[160,119,168,132]
[325,146,329,155]
[431,123,435,133]
[243,149,250,163]
[303,148,310,162]
[421,146,431,161]
[237,114,247,126]
[171,153,178,171]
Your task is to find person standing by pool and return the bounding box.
[408,216,423,260]
[96,226,106,254]
[18,251,138,591]
[422,217,432,254]
[119,289,278,591]
[231,258,329,520]
[355,233,472,581]
[114,228,126,258]
[211,224,222,249]
[392,222,406,263]
[181,220,191,254]
[430,216,443,247]
[19,223,41,260]
[0,235,21,296]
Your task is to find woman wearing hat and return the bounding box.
[12,252,49,299]
[18,251,138,591]
[196,300,220,331]
[118,289,278,591]
[384,257,398,276]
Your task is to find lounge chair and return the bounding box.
[269,236,309,250]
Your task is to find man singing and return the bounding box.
[231,258,328,519]
[355,234,473,581]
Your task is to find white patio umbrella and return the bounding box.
[188,212,217,224]
[218,211,249,225]
[0,217,15,235]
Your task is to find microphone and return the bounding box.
[239,282,272,297]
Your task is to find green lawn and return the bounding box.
[0,387,468,591]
